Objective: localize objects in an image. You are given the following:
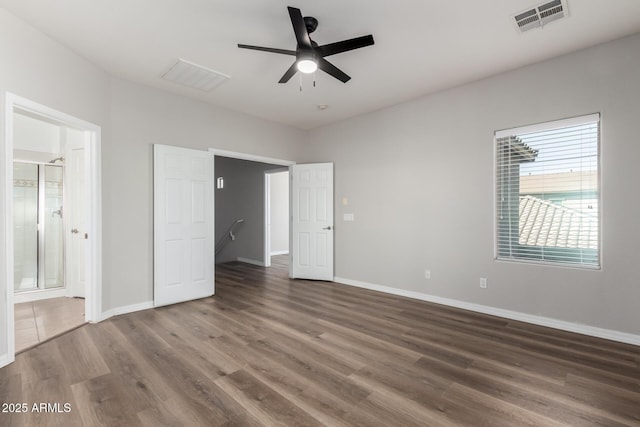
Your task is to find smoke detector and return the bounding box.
[513,0,568,33]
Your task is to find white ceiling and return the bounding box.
[2,0,640,130]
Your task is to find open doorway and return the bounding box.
[214,157,288,267]
[265,169,289,268]
[210,149,294,270]
[2,93,101,363]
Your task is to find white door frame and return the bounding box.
[1,92,102,366]
[208,149,294,267]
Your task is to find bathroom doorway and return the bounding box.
[1,93,102,362]
[12,113,86,352]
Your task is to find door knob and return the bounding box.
[71,228,79,234]
[322,226,332,230]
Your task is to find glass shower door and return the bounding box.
[13,162,65,292]
[44,165,64,288]
[13,163,39,291]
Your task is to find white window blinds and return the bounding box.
[495,114,600,268]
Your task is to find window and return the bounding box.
[495,114,600,268]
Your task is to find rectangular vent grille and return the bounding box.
[162,59,230,91]
[513,0,568,33]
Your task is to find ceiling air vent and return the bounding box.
[162,59,230,91]
[513,0,568,33]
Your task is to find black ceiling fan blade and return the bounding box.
[316,35,374,57]
[278,62,298,83]
[287,6,312,49]
[237,44,296,56]
[318,57,351,83]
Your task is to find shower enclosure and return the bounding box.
[13,161,65,292]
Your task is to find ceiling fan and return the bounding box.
[238,6,374,84]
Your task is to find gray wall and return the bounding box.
[303,33,640,337]
[214,157,283,264]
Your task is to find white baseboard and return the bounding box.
[0,352,12,369]
[100,301,154,322]
[270,250,289,256]
[333,276,640,347]
[237,257,265,267]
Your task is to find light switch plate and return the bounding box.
[343,213,355,221]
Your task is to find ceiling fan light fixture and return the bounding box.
[237,6,374,84]
[296,58,317,74]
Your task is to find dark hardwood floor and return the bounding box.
[1,255,639,426]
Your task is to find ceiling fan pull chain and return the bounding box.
[299,73,303,92]
[313,71,316,87]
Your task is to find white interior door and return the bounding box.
[154,144,215,307]
[290,163,334,280]
[65,132,86,298]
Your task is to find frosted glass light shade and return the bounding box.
[297,59,317,74]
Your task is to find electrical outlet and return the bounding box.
[425,269,431,280]
[480,278,488,289]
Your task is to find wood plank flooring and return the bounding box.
[1,256,639,426]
